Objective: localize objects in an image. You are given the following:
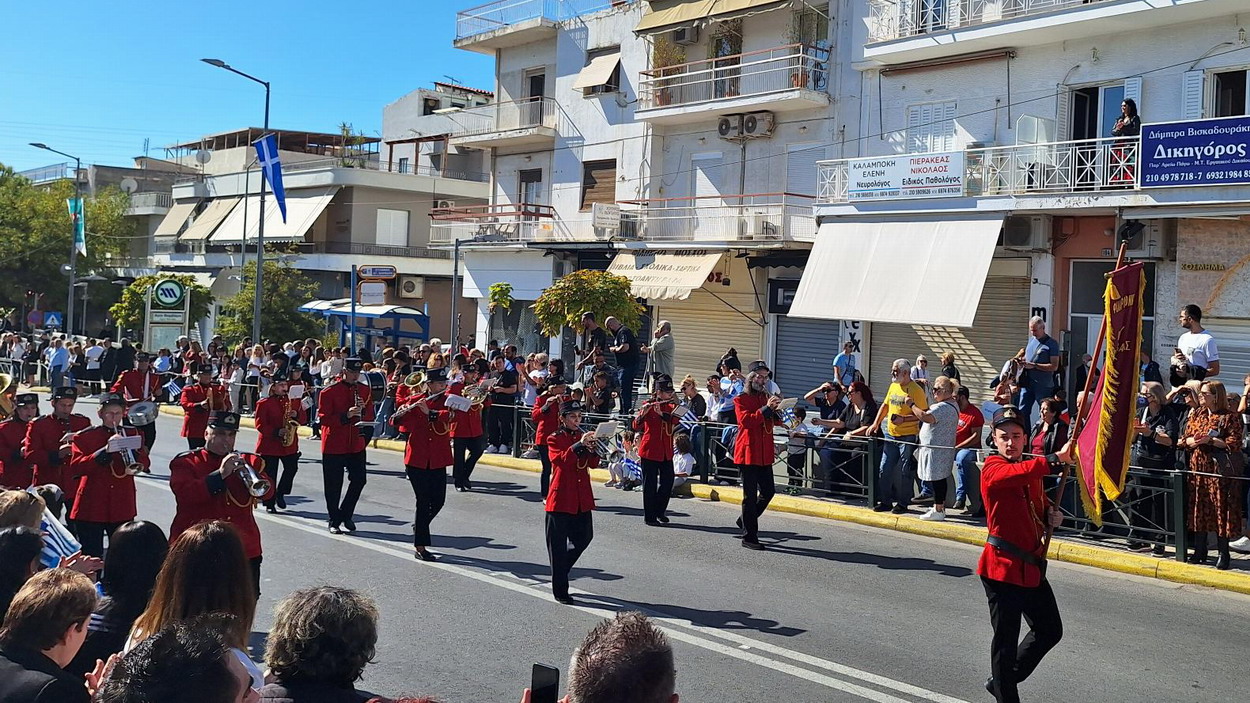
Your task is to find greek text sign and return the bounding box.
[846,152,965,201]
[1140,115,1250,188]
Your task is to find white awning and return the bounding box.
[789,217,1004,327]
[572,51,622,90]
[607,250,723,301]
[211,187,338,244]
[153,200,199,237]
[179,198,240,241]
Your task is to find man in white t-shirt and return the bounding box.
[84,339,104,394]
[1172,304,1220,387]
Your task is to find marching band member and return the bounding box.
[179,367,231,450]
[392,367,454,561]
[111,351,160,449]
[734,370,782,551]
[169,411,275,597]
[68,393,150,557]
[632,374,680,526]
[254,378,307,514]
[532,376,569,499]
[545,400,598,605]
[978,405,1069,703]
[23,386,91,515]
[317,358,374,535]
[0,393,38,488]
[449,358,490,492]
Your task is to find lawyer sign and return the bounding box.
[1140,115,1250,188]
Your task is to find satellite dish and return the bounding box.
[195,150,212,164]
[119,177,139,194]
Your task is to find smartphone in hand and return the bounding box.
[531,663,560,703]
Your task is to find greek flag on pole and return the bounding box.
[67,197,86,255]
[253,134,288,223]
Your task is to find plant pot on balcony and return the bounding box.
[791,70,810,89]
[655,88,673,106]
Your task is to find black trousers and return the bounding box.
[487,404,513,448]
[406,467,448,547]
[249,556,263,599]
[187,437,206,450]
[641,457,674,522]
[546,511,593,599]
[322,451,367,526]
[75,520,125,558]
[739,464,775,542]
[539,444,552,498]
[453,436,486,488]
[981,576,1064,703]
[262,454,301,508]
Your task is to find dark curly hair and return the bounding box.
[264,586,379,686]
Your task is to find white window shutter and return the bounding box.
[942,101,958,151]
[1181,70,1205,119]
[907,105,924,153]
[1122,76,1142,108]
[1055,89,1072,142]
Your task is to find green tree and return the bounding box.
[108,273,214,333]
[531,269,644,337]
[0,164,134,314]
[215,256,321,343]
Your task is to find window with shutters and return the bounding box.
[1213,70,1249,117]
[376,209,409,247]
[786,143,824,196]
[906,102,957,153]
[580,160,616,211]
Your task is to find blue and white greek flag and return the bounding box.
[677,409,699,435]
[164,376,184,397]
[39,508,81,569]
[778,405,798,429]
[253,134,288,223]
[621,456,642,482]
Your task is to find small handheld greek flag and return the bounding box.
[678,409,699,435]
[164,377,184,397]
[622,456,642,482]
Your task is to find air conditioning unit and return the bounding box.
[1123,219,1174,260]
[397,275,425,299]
[434,199,456,210]
[744,211,780,240]
[618,212,641,240]
[1000,215,1051,250]
[742,111,775,138]
[717,115,743,139]
[673,26,699,45]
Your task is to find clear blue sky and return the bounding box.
[0,1,495,172]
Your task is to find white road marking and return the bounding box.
[136,475,972,703]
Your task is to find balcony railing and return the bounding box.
[618,193,817,242]
[447,97,562,138]
[128,192,173,209]
[816,136,1140,203]
[639,44,830,111]
[429,203,562,244]
[456,0,631,40]
[867,0,1113,42]
[280,157,490,183]
[318,241,451,259]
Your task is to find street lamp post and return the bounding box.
[202,58,270,346]
[28,143,81,338]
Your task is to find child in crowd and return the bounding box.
[606,430,641,490]
[673,433,695,491]
[785,406,817,491]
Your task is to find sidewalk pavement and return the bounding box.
[155,404,1250,596]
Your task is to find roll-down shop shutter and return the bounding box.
[1196,317,1250,387]
[774,316,842,399]
[867,270,1030,406]
[655,291,763,382]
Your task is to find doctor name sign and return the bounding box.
[847,152,965,201]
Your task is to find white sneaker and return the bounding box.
[1230,536,1250,553]
[521,449,539,459]
[499,444,510,454]
[486,445,499,454]
[919,508,947,521]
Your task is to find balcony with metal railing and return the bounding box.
[429,203,584,245]
[816,136,1140,204]
[126,191,173,216]
[618,193,817,242]
[455,0,633,53]
[864,0,1243,64]
[637,44,830,125]
[281,156,490,183]
[446,97,563,149]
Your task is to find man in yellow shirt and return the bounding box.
[868,358,929,514]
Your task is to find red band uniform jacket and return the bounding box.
[531,395,565,448]
[180,383,232,439]
[545,428,598,514]
[632,402,679,462]
[169,449,275,559]
[254,396,307,457]
[977,455,1052,587]
[448,382,487,439]
[68,427,151,523]
[23,413,91,489]
[733,393,777,466]
[111,370,159,406]
[395,393,454,469]
[317,381,373,455]
[0,418,35,488]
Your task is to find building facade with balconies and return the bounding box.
[791,0,1250,400]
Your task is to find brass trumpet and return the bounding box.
[402,371,425,388]
[230,452,271,497]
[111,426,148,475]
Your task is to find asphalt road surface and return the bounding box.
[116,409,1247,702]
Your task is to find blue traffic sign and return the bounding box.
[43,311,63,328]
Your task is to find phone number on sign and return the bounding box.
[1142,170,1248,184]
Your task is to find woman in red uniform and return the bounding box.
[0,393,39,488]
[532,376,569,499]
[392,367,454,561]
[68,393,151,557]
[180,367,231,450]
[254,379,308,513]
[632,374,679,526]
[545,400,598,605]
[734,371,781,550]
[450,358,490,491]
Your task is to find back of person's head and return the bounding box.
[0,490,44,528]
[103,521,169,619]
[265,586,379,687]
[95,619,242,703]
[567,612,676,703]
[0,525,45,618]
[0,568,97,651]
[132,520,255,649]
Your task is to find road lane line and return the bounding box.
[136,477,971,703]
